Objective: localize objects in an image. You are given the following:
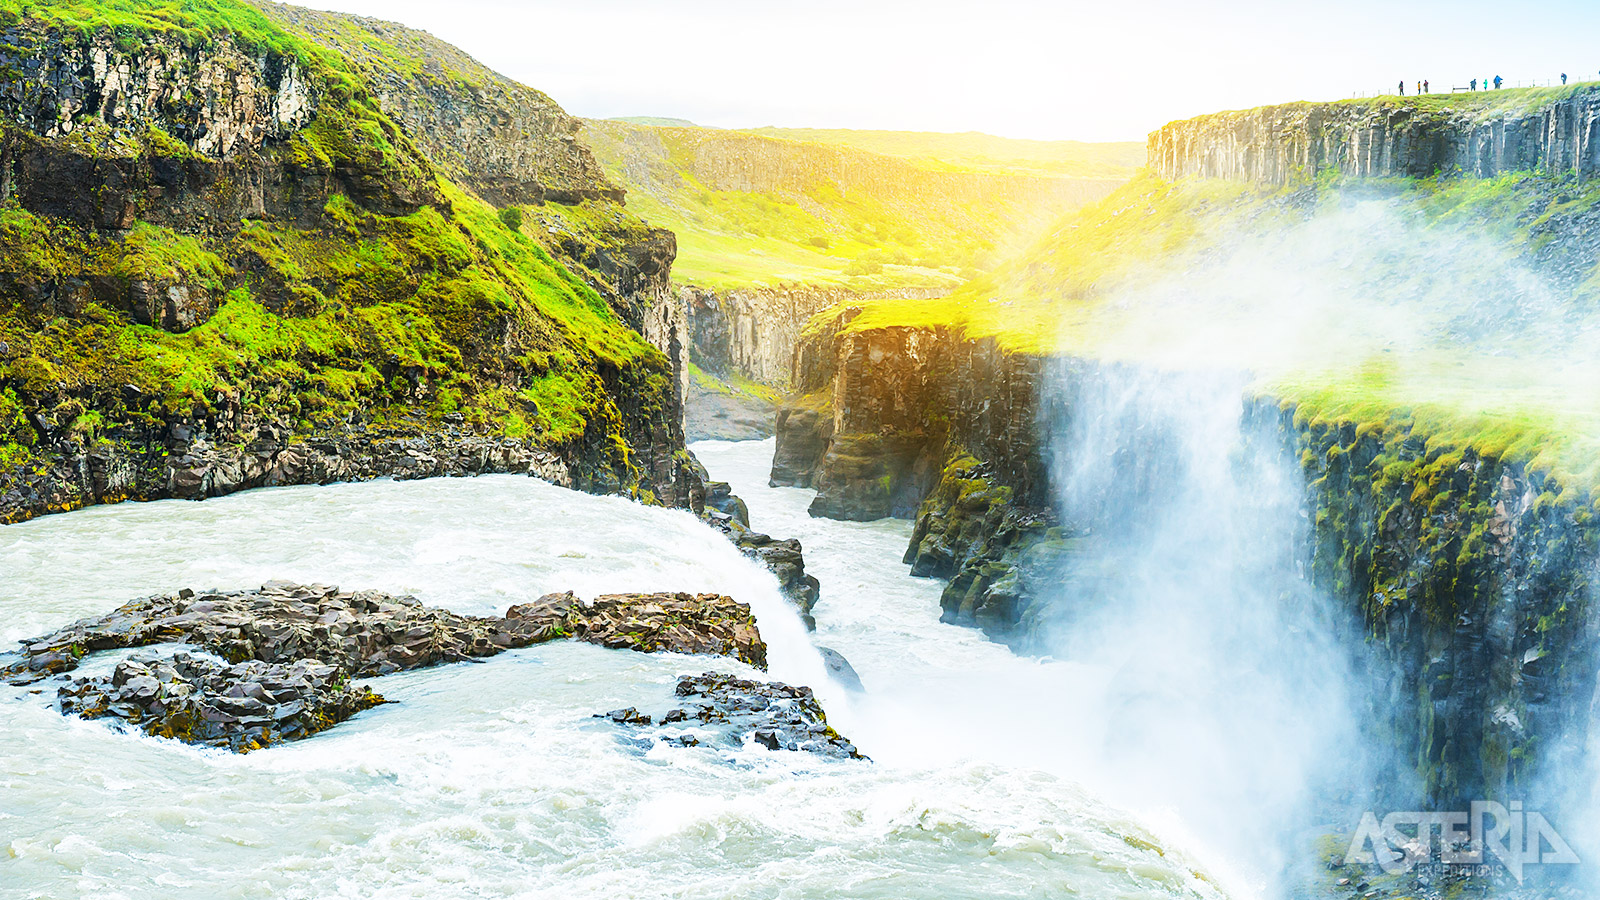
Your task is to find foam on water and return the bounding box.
[0,468,1221,900]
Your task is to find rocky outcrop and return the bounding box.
[771,308,1049,521]
[253,2,617,206]
[1149,88,1600,185]
[682,285,947,442]
[2,581,769,750]
[0,5,702,524]
[699,477,822,627]
[597,671,863,760]
[0,18,315,160]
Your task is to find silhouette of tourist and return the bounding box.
[1562,72,1568,85]
[1470,78,1477,90]
[1416,81,1422,95]
[1494,75,1503,89]
[1424,79,1430,93]
[1399,80,1405,95]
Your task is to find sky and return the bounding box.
[302,0,1600,143]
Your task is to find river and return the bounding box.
[0,441,1223,900]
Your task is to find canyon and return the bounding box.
[2,2,1597,897]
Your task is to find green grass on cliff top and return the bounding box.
[1173,81,1600,127]
[838,169,1600,494]
[580,119,1127,293]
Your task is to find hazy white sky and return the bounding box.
[302,0,1600,142]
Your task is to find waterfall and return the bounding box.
[1036,363,1369,896]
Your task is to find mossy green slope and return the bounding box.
[580,119,1130,292]
[0,0,682,517]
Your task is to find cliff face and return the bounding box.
[771,309,1048,519]
[254,2,619,207]
[0,3,698,523]
[1284,402,1600,808]
[1149,88,1600,184]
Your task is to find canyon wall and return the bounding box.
[684,284,947,388]
[1149,87,1600,184]
[251,2,686,405]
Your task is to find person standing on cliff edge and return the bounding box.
[1562,72,1568,85]
[1471,78,1478,90]
[1494,75,1503,89]
[1399,80,1405,95]
[1424,79,1430,93]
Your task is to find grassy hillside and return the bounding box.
[0,0,680,508]
[838,169,1600,493]
[580,119,1132,292]
[748,127,1144,179]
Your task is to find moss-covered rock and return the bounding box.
[0,0,700,522]
[1271,397,1600,808]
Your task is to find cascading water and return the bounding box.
[699,370,1373,900]
[1035,364,1371,896]
[0,472,1224,900]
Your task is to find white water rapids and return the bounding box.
[0,440,1224,900]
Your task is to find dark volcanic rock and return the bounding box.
[59,653,383,752]
[598,671,864,760]
[2,582,768,750]
[690,461,821,628]
[817,646,864,693]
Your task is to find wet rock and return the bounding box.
[704,480,749,528]
[600,671,864,761]
[597,707,652,726]
[2,582,769,750]
[817,646,864,693]
[59,654,383,751]
[689,456,821,629]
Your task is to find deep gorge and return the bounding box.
[3,2,1599,898]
